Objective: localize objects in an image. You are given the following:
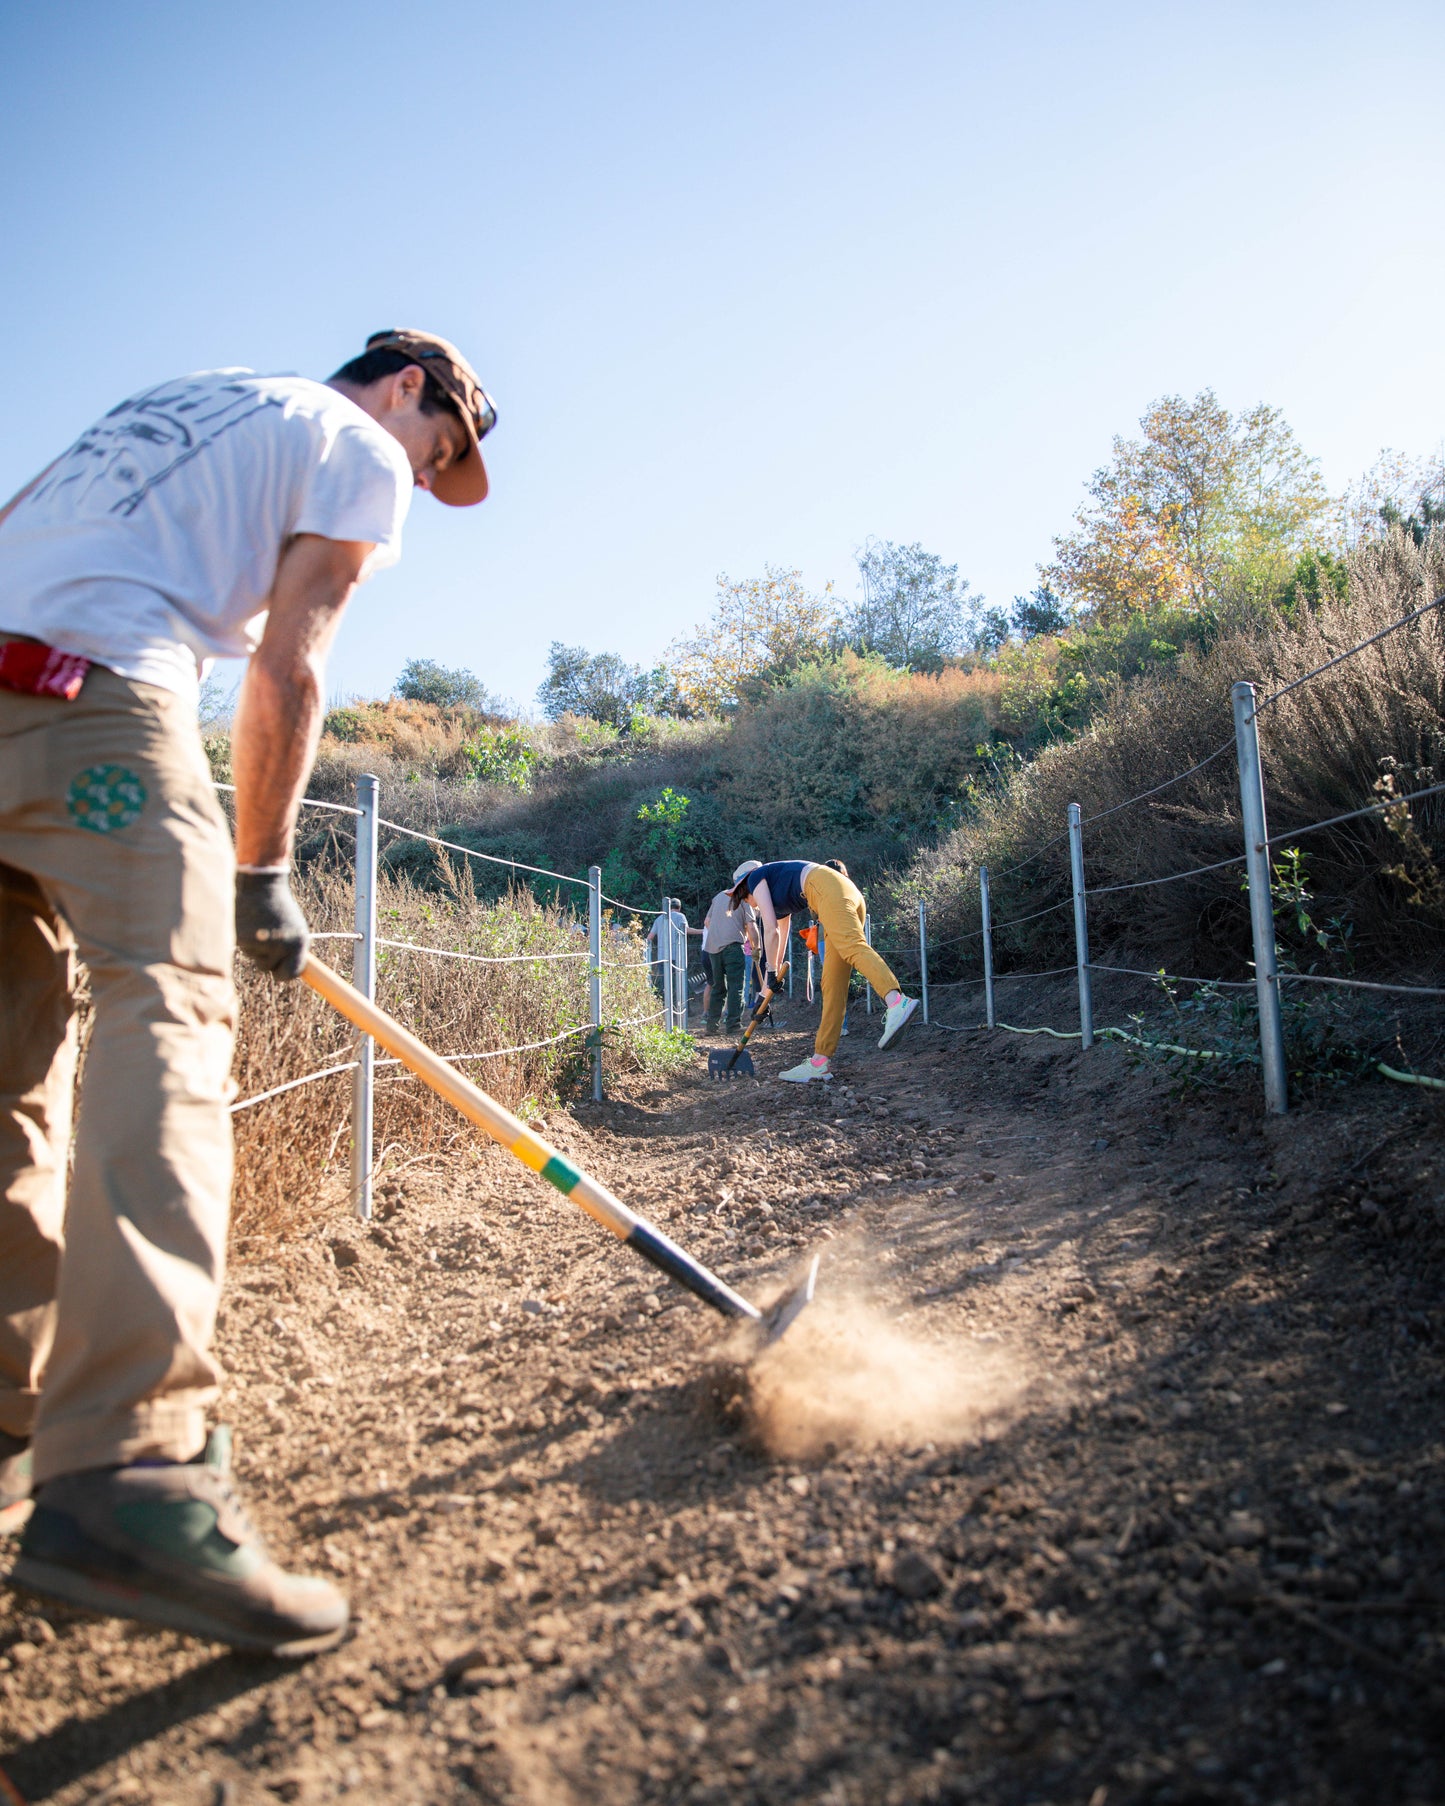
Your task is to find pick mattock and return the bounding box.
[303,957,817,1344]
[707,961,787,1080]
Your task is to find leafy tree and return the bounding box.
[842,540,981,670]
[974,606,1011,657]
[1010,583,1072,640]
[394,658,493,712]
[1341,450,1445,548]
[536,642,675,730]
[1046,390,1333,624]
[669,566,838,713]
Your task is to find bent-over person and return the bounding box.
[0,329,495,1654]
[727,858,918,1082]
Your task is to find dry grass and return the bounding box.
[229,859,661,1247]
[896,530,1445,983]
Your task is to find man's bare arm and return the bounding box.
[751,882,791,975]
[232,535,374,869]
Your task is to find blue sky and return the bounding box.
[4,1,1442,709]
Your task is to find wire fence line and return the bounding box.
[1265,778,1445,849]
[218,775,678,1207]
[1079,738,1237,828]
[376,937,591,966]
[374,1021,593,1069]
[1088,962,1257,990]
[898,603,1445,1104]
[1085,853,1246,897]
[231,1059,360,1114]
[986,828,1072,885]
[374,815,588,891]
[1277,971,1445,1000]
[1255,588,1445,713]
[213,782,362,819]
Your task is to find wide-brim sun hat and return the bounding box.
[731,859,762,883]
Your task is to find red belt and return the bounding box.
[0,637,91,701]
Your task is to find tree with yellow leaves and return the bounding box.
[1046,390,1334,624]
[667,565,839,714]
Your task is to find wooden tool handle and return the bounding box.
[301,956,759,1321]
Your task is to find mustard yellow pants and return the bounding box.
[802,866,898,1058]
[0,664,236,1483]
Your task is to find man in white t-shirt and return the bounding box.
[0,329,495,1655]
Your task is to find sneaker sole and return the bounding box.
[10,1553,347,1658]
[878,1000,920,1050]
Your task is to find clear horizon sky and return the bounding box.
[5,1,1442,711]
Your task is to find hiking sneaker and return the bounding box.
[12,1427,348,1657]
[0,1430,33,1536]
[780,1057,832,1083]
[878,995,920,1050]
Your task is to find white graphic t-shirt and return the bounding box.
[0,370,414,700]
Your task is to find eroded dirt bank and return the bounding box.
[3,994,1444,1806]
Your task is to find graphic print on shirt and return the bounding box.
[31,378,280,520]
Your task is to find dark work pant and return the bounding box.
[705,943,745,1030]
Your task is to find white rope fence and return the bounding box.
[231,1060,360,1114]
[220,773,677,1214]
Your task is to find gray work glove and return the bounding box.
[235,868,310,980]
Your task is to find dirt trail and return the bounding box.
[3,988,1445,1806]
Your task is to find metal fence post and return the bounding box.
[1067,802,1094,1050]
[351,773,379,1220]
[673,898,687,1033]
[980,864,996,1029]
[918,898,930,1024]
[589,865,603,1102]
[1233,681,1289,1114]
[661,895,674,1031]
[865,913,874,1015]
[786,923,794,998]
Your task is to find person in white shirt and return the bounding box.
[0,329,495,1655]
[699,866,759,1033]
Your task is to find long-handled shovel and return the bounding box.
[707,961,787,1080]
[302,956,817,1345]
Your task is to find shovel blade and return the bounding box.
[757,1255,819,1346]
[708,1047,755,1079]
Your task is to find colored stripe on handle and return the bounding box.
[301,955,758,1323]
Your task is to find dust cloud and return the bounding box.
[738,1286,1031,1460]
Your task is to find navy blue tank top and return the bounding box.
[743,860,815,917]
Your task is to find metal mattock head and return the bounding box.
[757,1255,819,1346]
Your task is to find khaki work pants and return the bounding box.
[0,663,236,1484]
[803,866,898,1059]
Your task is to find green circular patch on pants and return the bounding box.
[67,765,148,834]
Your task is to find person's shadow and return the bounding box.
[3,1647,278,1801]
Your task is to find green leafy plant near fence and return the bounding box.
[461,726,537,790]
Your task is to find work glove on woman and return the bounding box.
[235,868,310,980]
[764,968,782,993]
